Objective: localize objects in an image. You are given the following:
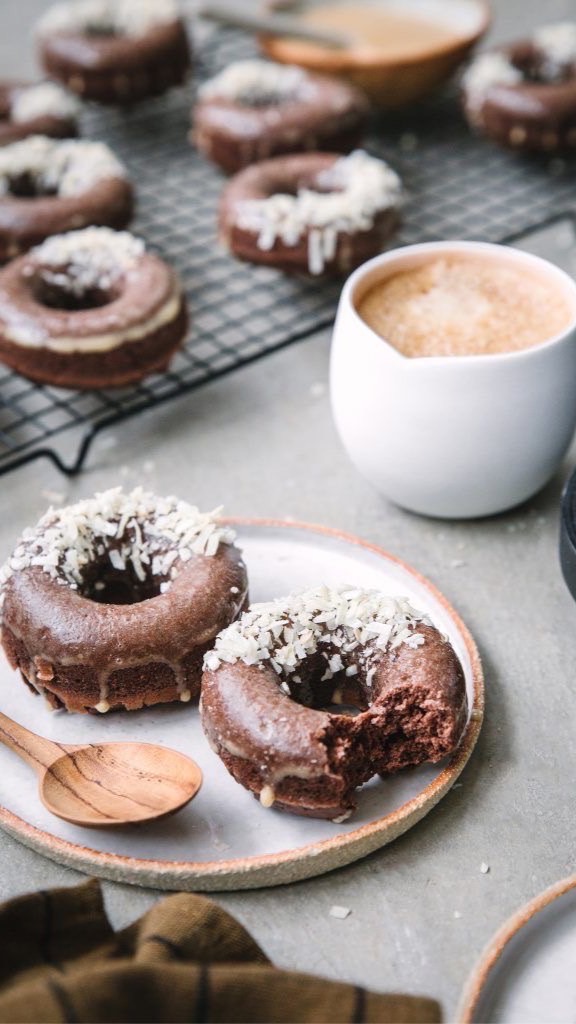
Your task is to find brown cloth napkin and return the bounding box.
[0,880,441,1024]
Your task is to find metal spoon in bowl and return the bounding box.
[0,710,202,828]
[196,2,350,50]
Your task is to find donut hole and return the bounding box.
[30,266,122,311]
[266,176,342,200]
[5,172,57,198]
[285,654,369,716]
[237,88,299,109]
[84,18,118,37]
[512,49,573,84]
[79,557,163,605]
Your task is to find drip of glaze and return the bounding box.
[260,784,276,808]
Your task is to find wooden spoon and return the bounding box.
[0,711,202,828]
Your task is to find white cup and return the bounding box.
[330,241,576,518]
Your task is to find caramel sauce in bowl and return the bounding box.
[260,0,490,107]
[330,241,576,519]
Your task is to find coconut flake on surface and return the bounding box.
[0,136,126,198]
[236,151,402,276]
[199,60,306,105]
[10,82,79,124]
[203,584,430,678]
[32,227,145,296]
[534,22,576,68]
[37,0,179,37]
[462,52,522,110]
[329,905,351,919]
[0,487,235,610]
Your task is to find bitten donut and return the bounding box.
[0,226,188,389]
[193,59,370,174]
[37,0,191,104]
[462,22,576,151]
[0,488,248,714]
[220,150,402,277]
[201,586,468,819]
[0,81,79,146]
[0,136,133,263]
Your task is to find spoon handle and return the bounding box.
[0,710,67,773]
[196,2,349,49]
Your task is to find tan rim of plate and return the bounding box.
[0,518,484,892]
[458,874,576,1023]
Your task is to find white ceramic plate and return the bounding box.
[460,876,576,1023]
[0,520,483,891]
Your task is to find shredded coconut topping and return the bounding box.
[462,52,523,110]
[200,60,307,106]
[0,136,126,198]
[10,82,79,124]
[31,227,144,296]
[0,487,235,610]
[534,22,576,68]
[236,151,402,276]
[37,0,179,37]
[203,585,430,680]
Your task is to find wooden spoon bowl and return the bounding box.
[0,712,202,828]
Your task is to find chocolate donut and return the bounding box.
[201,586,468,819]
[37,0,191,104]
[0,488,248,714]
[0,226,187,389]
[0,136,133,263]
[462,23,576,151]
[220,150,402,277]
[193,59,370,174]
[0,81,79,146]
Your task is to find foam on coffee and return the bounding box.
[356,256,573,357]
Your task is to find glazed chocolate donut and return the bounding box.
[0,226,187,389]
[193,59,370,174]
[0,136,133,263]
[462,23,576,151]
[0,81,79,146]
[0,488,248,714]
[220,150,402,277]
[37,0,191,104]
[201,586,468,819]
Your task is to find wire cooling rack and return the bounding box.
[1,26,576,477]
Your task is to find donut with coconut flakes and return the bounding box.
[220,150,402,277]
[462,22,576,151]
[193,59,369,174]
[0,488,248,714]
[0,81,79,146]
[201,586,467,819]
[0,135,133,263]
[37,0,191,105]
[0,227,188,389]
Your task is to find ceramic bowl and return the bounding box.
[330,241,576,519]
[260,0,490,109]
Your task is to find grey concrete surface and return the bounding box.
[0,2,575,1022]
